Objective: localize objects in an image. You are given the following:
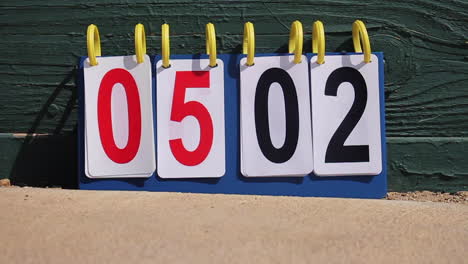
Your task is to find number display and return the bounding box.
[324,67,369,163]
[311,54,382,176]
[98,68,142,164]
[240,56,313,177]
[156,59,226,178]
[80,53,387,198]
[170,71,214,166]
[83,55,156,178]
[255,68,299,163]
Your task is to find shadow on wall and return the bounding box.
[6,37,356,189]
[9,69,78,189]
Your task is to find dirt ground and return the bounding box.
[1,187,467,264]
[387,191,468,205]
[1,178,467,204]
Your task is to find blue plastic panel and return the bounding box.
[78,53,387,198]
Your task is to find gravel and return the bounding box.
[387,191,468,205]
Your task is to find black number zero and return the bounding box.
[254,68,299,163]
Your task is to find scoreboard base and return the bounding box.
[78,53,387,199]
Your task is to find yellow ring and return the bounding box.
[134,23,146,64]
[352,20,372,63]
[242,22,255,66]
[162,23,170,68]
[288,20,303,64]
[312,21,325,64]
[206,23,217,67]
[86,24,101,66]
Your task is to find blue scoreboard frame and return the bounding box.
[78,52,387,198]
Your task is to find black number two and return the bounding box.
[325,67,369,163]
[254,68,299,163]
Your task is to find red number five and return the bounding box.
[170,71,214,166]
[98,68,142,164]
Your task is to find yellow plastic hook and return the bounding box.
[352,20,372,63]
[86,24,101,66]
[312,21,325,64]
[134,23,146,64]
[243,22,255,66]
[206,23,217,67]
[161,23,170,68]
[288,20,303,64]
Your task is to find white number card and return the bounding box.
[156,59,226,178]
[310,54,382,176]
[240,55,313,177]
[84,55,156,178]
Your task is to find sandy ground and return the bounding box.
[0,187,467,264]
[387,191,468,205]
